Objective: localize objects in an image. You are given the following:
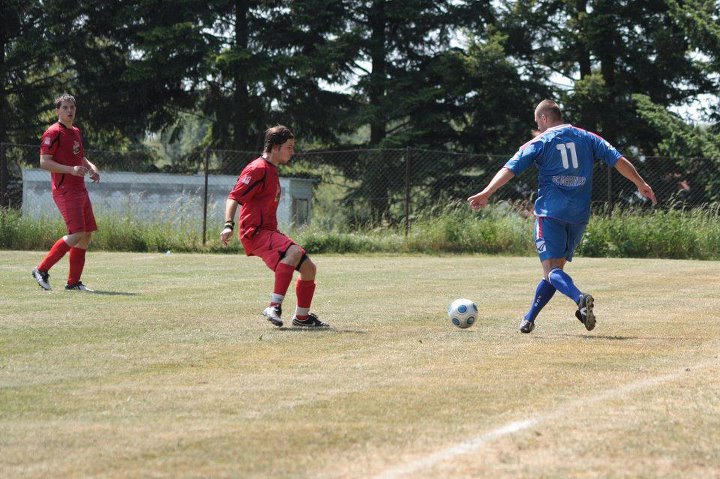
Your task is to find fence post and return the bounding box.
[202,149,210,245]
[606,164,614,216]
[0,143,7,207]
[404,146,411,236]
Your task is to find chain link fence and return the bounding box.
[2,142,718,242]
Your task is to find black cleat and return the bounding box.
[65,281,94,291]
[292,313,329,328]
[519,319,535,334]
[262,305,283,327]
[32,268,51,290]
[576,294,595,331]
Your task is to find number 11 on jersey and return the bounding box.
[556,142,578,169]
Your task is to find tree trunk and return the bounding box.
[596,1,618,145]
[367,0,388,222]
[0,21,8,207]
[227,0,251,173]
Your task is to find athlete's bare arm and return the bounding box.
[220,199,240,246]
[40,154,88,177]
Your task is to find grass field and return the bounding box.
[1,251,719,478]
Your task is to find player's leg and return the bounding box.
[32,231,83,291]
[519,217,558,333]
[33,193,91,290]
[542,221,595,331]
[250,231,300,326]
[66,231,93,291]
[291,255,327,328]
[64,194,97,291]
[520,278,557,333]
[278,246,327,328]
[264,243,304,325]
[293,255,316,320]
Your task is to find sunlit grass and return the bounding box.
[1,251,719,478]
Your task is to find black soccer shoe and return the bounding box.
[262,305,284,327]
[519,319,535,334]
[32,268,51,290]
[65,281,94,292]
[292,313,329,328]
[576,293,596,331]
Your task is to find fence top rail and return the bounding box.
[3,142,719,163]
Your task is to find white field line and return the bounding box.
[374,357,719,479]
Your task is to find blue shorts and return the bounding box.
[534,216,586,262]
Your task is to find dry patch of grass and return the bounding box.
[1,252,718,478]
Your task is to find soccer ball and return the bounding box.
[447,298,478,329]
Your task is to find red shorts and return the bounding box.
[53,189,97,234]
[242,230,304,271]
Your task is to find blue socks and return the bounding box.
[524,279,556,322]
[547,268,582,304]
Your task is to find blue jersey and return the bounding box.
[504,124,622,224]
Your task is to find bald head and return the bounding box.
[533,100,563,133]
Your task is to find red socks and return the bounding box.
[295,279,316,319]
[273,263,296,298]
[67,247,87,285]
[272,263,317,320]
[38,238,71,272]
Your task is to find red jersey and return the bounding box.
[228,157,281,240]
[40,122,86,192]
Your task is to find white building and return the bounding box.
[22,169,315,230]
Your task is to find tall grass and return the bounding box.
[580,203,720,259]
[0,208,211,253]
[2,203,719,259]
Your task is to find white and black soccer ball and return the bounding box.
[447,298,478,329]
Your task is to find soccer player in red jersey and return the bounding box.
[220,125,328,328]
[31,94,100,291]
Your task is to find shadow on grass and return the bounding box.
[88,290,140,296]
[273,327,367,334]
[559,333,682,341]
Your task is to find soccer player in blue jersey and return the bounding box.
[468,99,656,333]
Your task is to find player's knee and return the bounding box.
[64,232,82,247]
[303,258,317,276]
[299,257,316,280]
[284,245,303,265]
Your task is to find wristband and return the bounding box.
[223,221,235,231]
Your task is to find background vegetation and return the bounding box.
[3,204,719,260]
[2,1,719,213]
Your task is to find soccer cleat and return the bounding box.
[262,305,283,327]
[32,268,51,290]
[576,293,596,331]
[65,281,94,292]
[292,313,329,328]
[519,319,535,334]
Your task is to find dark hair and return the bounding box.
[55,94,76,108]
[263,125,294,152]
[536,99,562,122]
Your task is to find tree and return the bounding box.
[0,1,61,206]
[317,0,485,223]
[198,0,355,173]
[633,94,720,203]
[498,0,712,150]
[44,0,213,155]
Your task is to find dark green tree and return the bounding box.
[498,0,712,149]
[41,0,213,163]
[318,1,495,223]
[0,1,61,206]
[198,0,355,172]
[633,94,720,204]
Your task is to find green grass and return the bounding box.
[4,203,720,259]
[2,251,719,478]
